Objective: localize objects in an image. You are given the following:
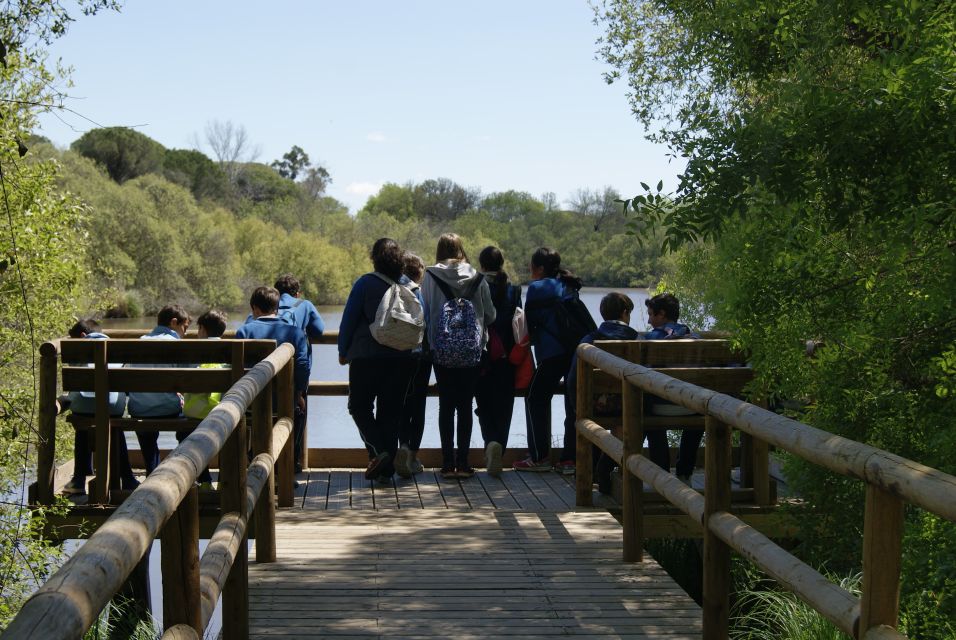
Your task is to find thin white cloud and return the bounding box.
[366,132,387,143]
[474,135,492,142]
[346,181,383,196]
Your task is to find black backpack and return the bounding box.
[527,290,597,355]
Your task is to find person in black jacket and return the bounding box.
[474,246,522,478]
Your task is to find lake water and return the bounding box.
[101,287,651,454]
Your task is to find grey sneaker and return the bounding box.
[395,444,413,479]
[485,441,503,478]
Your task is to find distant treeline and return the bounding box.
[36,126,668,316]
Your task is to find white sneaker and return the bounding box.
[395,444,412,479]
[485,441,503,478]
[410,455,424,474]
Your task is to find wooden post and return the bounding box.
[276,359,295,508]
[221,343,249,640]
[859,485,904,635]
[575,349,593,507]
[703,415,732,640]
[92,340,111,504]
[251,380,276,562]
[36,343,59,505]
[161,486,200,634]
[621,380,644,562]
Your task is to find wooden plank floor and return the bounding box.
[249,510,701,639]
[293,468,580,511]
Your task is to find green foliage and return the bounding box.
[162,148,231,203]
[71,127,166,184]
[596,0,956,634]
[271,144,310,180]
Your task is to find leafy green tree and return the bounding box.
[71,127,165,183]
[480,190,545,222]
[596,0,956,634]
[163,148,231,202]
[271,145,310,180]
[358,182,417,221]
[234,162,300,204]
[0,0,119,628]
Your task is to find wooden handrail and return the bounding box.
[574,342,956,640]
[4,343,295,640]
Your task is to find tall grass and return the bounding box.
[730,571,860,640]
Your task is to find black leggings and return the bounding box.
[524,354,574,462]
[434,364,480,469]
[348,357,416,475]
[474,358,516,450]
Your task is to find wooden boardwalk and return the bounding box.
[248,470,702,639]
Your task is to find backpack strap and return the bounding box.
[372,272,398,287]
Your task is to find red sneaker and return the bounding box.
[513,456,552,472]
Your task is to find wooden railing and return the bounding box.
[6,341,297,639]
[573,342,956,640]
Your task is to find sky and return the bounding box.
[37,1,683,213]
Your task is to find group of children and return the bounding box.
[63,242,701,495]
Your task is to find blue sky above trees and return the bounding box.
[36,1,682,212]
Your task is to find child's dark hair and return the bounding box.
[274,274,300,297]
[371,238,404,281]
[250,287,280,314]
[197,310,228,337]
[479,246,510,299]
[436,233,468,263]
[402,252,425,283]
[69,318,99,338]
[157,305,190,328]
[599,293,634,322]
[531,247,582,290]
[645,293,680,322]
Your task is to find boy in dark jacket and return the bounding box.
[566,293,640,487]
[643,293,702,482]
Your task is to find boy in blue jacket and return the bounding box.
[273,274,324,471]
[127,305,191,475]
[236,287,311,458]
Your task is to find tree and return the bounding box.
[566,186,622,230]
[71,127,165,183]
[358,182,416,221]
[271,145,310,180]
[412,177,480,222]
[0,0,119,628]
[481,190,545,222]
[200,120,259,181]
[162,148,230,202]
[596,1,956,634]
[300,165,332,200]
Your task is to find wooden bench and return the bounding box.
[586,338,774,505]
[52,338,295,506]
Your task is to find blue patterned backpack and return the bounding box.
[429,272,484,368]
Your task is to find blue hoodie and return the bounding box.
[644,321,699,340]
[525,277,570,362]
[236,317,311,394]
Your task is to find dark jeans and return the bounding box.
[474,358,515,450]
[434,364,480,469]
[646,428,705,478]
[72,420,138,487]
[399,358,431,451]
[294,392,307,470]
[524,354,574,462]
[131,413,182,475]
[348,357,416,476]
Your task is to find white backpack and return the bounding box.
[369,273,425,351]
